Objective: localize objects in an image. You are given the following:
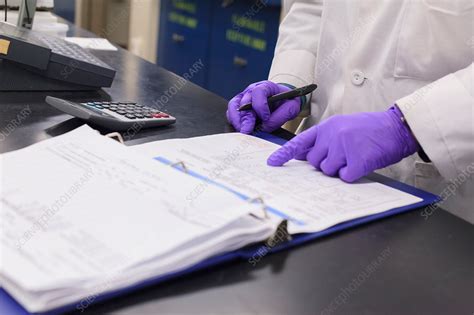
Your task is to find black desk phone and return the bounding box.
[0,22,116,91]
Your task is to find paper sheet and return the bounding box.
[64,37,117,51]
[133,133,423,234]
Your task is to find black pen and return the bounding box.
[237,84,317,111]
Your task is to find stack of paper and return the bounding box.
[0,126,422,313]
[0,126,276,312]
[64,37,118,51]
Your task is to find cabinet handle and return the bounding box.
[172,33,185,43]
[233,56,248,67]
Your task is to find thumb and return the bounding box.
[267,127,318,166]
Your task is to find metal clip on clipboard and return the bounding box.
[248,197,292,245]
[166,160,292,245]
[170,161,189,173]
[104,132,291,246]
[105,132,125,144]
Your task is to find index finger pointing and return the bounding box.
[266,127,319,166]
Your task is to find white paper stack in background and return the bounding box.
[64,37,118,51]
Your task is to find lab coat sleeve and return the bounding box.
[268,0,323,87]
[397,64,474,181]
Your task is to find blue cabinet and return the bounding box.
[157,0,281,99]
[207,1,280,99]
[157,0,212,87]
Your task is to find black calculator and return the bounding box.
[46,96,176,131]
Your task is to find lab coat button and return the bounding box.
[351,70,365,86]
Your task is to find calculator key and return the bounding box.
[111,101,120,105]
[117,110,127,115]
[102,104,110,108]
[125,114,136,119]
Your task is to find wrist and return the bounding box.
[389,105,419,156]
[278,83,307,111]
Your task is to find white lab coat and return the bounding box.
[268,0,474,223]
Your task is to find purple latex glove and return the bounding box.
[267,106,419,182]
[226,81,301,134]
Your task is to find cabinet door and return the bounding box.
[207,0,280,99]
[53,0,76,23]
[157,0,212,87]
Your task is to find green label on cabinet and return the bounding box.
[231,14,266,33]
[171,0,197,14]
[226,29,267,51]
[168,11,198,29]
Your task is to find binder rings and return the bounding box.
[0,131,440,315]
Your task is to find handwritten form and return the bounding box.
[133,133,422,234]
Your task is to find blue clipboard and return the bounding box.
[0,132,440,315]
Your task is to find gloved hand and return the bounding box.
[267,106,419,182]
[226,81,301,134]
